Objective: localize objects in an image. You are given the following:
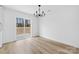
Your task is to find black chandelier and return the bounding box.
[34,5,45,17]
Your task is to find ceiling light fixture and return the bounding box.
[34,5,45,17]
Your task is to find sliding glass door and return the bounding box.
[16,17,31,35]
[25,19,31,33]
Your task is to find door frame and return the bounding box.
[15,18,32,40]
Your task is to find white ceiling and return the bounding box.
[3,5,55,14]
[3,5,37,14]
[3,5,64,15]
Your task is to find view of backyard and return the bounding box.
[16,18,31,35]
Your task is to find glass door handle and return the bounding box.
[0,22,3,32]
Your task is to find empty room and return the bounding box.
[0,5,79,54]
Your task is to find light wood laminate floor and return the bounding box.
[0,37,79,54]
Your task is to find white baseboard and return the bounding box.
[40,35,79,48]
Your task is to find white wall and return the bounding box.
[39,5,79,48]
[2,7,39,43]
[0,7,3,47]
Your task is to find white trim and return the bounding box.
[40,35,79,48]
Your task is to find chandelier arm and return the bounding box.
[38,5,41,15]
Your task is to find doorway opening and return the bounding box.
[16,17,31,40]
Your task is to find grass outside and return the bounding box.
[16,27,31,35]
